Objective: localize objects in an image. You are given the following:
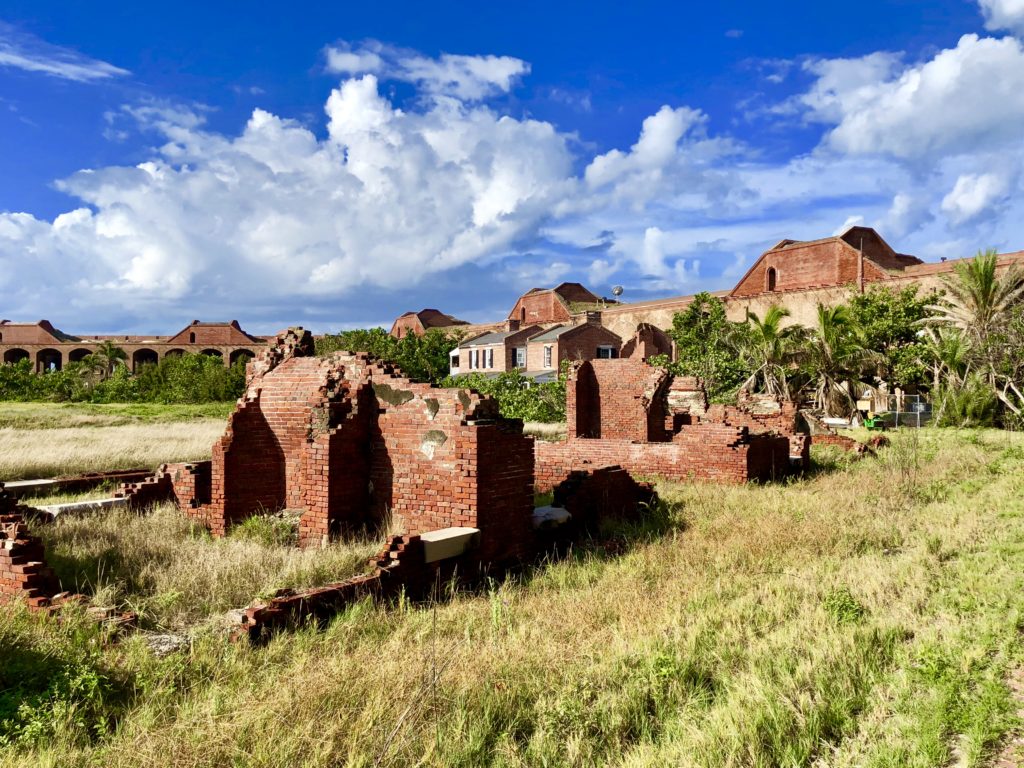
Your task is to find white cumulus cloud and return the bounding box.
[805,35,1024,161]
[941,172,1013,225]
[324,41,529,101]
[979,0,1024,34]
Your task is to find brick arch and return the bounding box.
[164,348,186,358]
[3,348,29,364]
[68,348,92,363]
[229,348,256,366]
[36,348,62,372]
[200,348,223,358]
[132,348,159,371]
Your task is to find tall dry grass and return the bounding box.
[523,421,567,441]
[0,422,225,480]
[35,505,380,628]
[2,429,1024,767]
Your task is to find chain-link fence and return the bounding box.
[856,392,932,428]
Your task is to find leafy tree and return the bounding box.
[929,249,1024,345]
[316,327,398,360]
[82,341,128,380]
[316,326,462,384]
[393,328,463,384]
[442,369,566,423]
[733,305,802,398]
[847,286,930,389]
[657,292,750,401]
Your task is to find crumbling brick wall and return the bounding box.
[0,485,59,609]
[535,426,789,490]
[537,358,799,491]
[133,328,535,564]
[567,359,670,442]
[620,323,673,361]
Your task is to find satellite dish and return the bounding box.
[611,285,624,297]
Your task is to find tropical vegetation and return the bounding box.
[650,250,1024,428]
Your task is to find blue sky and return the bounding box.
[2,0,1023,333]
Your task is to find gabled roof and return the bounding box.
[527,325,572,343]
[527,323,621,344]
[165,320,262,345]
[414,308,469,327]
[460,324,542,348]
[0,320,78,344]
[728,226,922,298]
[461,329,519,347]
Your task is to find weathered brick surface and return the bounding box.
[525,322,623,372]
[538,358,801,491]
[536,427,789,490]
[620,323,673,361]
[130,328,536,564]
[567,359,670,442]
[552,466,656,532]
[0,485,59,609]
[812,433,869,454]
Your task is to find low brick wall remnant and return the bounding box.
[0,485,59,609]
[536,359,805,492]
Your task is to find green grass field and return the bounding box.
[2,422,1024,767]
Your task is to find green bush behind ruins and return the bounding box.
[317,326,568,422]
[0,354,247,404]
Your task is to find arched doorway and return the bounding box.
[200,349,223,358]
[3,348,29,364]
[766,266,778,292]
[68,348,92,364]
[36,348,62,372]
[229,348,255,367]
[163,348,186,358]
[132,348,159,371]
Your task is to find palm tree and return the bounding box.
[802,303,876,415]
[83,340,128,380]
[732,305,801,398]
[929,249,1024,345]
[928,249,1024,415]
[919,326,970,392]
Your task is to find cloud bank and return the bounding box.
[3,4,1024,331]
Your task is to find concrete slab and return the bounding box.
[420,527,480,563]
[35,497,128,518]
[532,505,571,529]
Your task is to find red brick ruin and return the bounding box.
[123,328,537,564]
[0,486,59,609]
[7,330,809,633]
[535,358,808,490]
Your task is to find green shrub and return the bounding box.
[823,586,866,625]
[934,375,999,428]
[441,369,566,422]
[0,353,246,405]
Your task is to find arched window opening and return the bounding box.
[766,266,778,292]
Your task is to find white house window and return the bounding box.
[597,345,618,359]
[515,347,526,368]
[543,345,553,369]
